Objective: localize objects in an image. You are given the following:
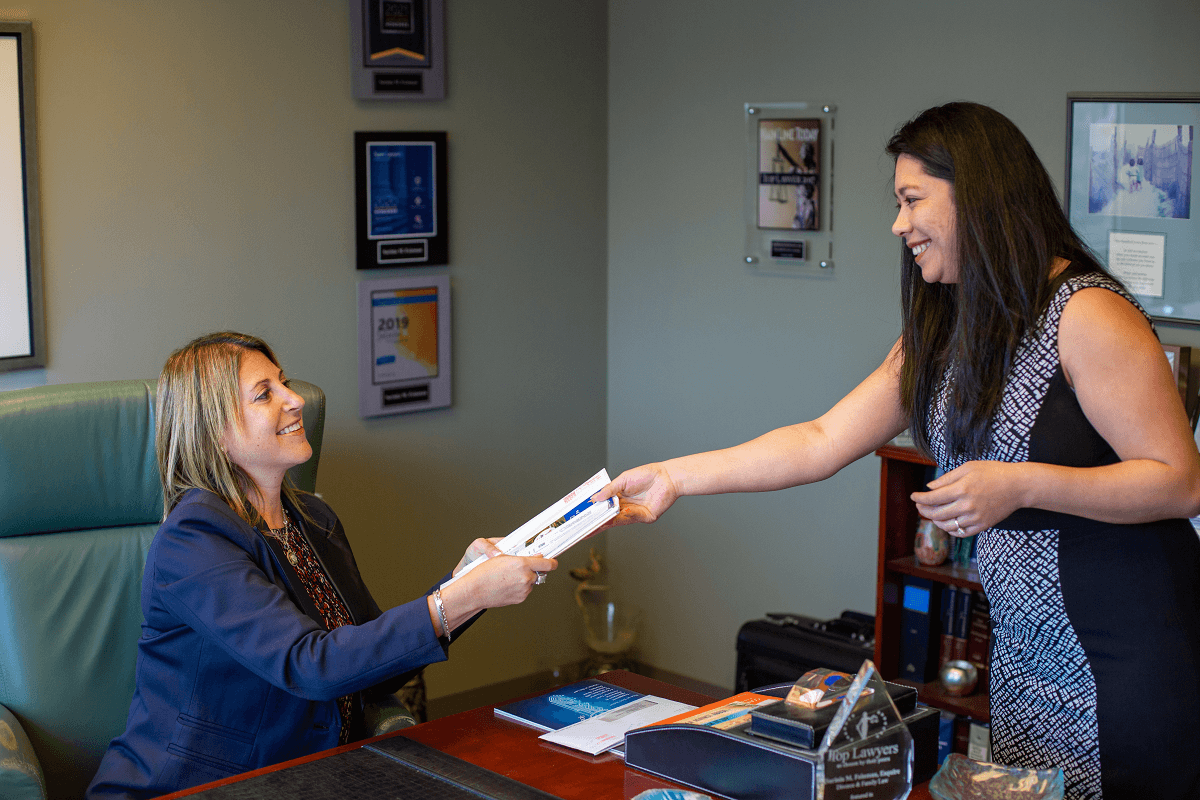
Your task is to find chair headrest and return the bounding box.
[0,380,162,538]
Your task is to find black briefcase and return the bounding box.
[735,611,876,692]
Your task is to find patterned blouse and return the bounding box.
[266,512,356,745]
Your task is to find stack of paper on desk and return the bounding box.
[539,696,697,756]
[442,469,618,588]
[494,678,646,732]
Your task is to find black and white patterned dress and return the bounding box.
[927,270,1200,800]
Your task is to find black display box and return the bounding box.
[624,681,938,800]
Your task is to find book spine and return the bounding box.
[937,584,957,669]
[953,715,972,755]
[967,720,992,762]
[899,576,940,682]
[951,584,971,662]
[937,711,956,766]
[965,589,991,694]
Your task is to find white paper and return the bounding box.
[442,469,618,588]
[538,696,696,755]
[1108,231,1166,298]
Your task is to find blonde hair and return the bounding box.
[156,331,307,526]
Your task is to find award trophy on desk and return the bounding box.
[815,660,914,800]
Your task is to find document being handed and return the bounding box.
[441,469,619,588]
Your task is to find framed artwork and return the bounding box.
[1066,94,1198,324]
[348,0,445,101]
[0,22,44,372]
[357,273,451,417]
[354,131,448,269]
[743,102,836,278]
[756,117,821,232]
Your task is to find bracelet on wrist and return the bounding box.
[434,588,451,644]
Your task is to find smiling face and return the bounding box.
[220,349,312,497]
[892,153,960,284]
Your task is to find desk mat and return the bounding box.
[186,737,563,800]
[366,736,562,799]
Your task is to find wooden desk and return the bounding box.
[162,670,935,799]
[162,671,713,799]
[397,670,717,799]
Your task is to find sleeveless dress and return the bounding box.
[926,271,1200,800]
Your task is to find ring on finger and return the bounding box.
[953,517,961,532]
[534,571,546,585]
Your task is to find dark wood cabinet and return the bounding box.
[872,445,990,722]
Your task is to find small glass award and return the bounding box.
[815,660,914,800]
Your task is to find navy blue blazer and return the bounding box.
[88,489,452,799]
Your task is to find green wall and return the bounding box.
[0,0,609,700]
[4,0,1198,701]
[605,0,1200,689]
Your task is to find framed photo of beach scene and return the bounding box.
[1066,94,1199,325]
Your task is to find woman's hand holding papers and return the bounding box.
[432,538,557,639]
[453,537,504,576]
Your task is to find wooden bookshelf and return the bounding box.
[874,444,990,723]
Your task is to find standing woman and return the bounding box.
[89,332,556,799]
[595,103,1200,799]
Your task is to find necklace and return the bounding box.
[265,511,300,567]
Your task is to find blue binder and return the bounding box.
[899,576,940,682]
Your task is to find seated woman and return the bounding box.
[88,332,557,799]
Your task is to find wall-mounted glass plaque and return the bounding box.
[744,102,836,278]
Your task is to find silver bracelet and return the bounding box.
[434,588,451,644]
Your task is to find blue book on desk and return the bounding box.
[493,678,645,732]
[900,576,941,682]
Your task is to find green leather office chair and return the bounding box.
[0,378,332,800]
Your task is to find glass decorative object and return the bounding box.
[814,660,913,800]
[929,753,1064,800]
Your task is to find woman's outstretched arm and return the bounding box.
[594,340,910,526]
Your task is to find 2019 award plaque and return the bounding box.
[357,274,451,417]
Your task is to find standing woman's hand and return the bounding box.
[911,460,1029,536]
[590,463,680,529]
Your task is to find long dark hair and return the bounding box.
[886,102,1107,458]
